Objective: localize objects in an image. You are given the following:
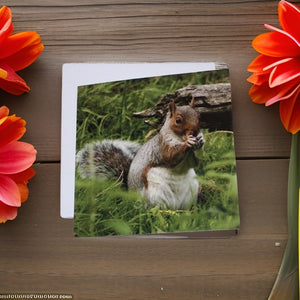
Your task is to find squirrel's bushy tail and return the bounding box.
[76,140,141,185]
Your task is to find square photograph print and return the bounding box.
[74,66,239,237]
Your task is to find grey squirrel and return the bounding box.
[76,99,205,210]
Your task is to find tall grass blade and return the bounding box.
[268,132,299,300]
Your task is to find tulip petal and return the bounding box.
[249,82,280,104]
[0,6,13,45]
[265,23,300,47]
[253,31,300,57]
[269,58,300,88]
[1,42,44,71]
[278,1,300,44]
[249,74,300,106]
[8,167,35,203]
[0,115,26,147]
[266,83,300,106]
[263,57,293,71]
[0,77,29,95]
[248,54,279,72]
[0,67,7,79]
[0,31,42,59]
[0,63,30,95]
[248,56,294,86]
[0,174,21,207]
[247,71,270,85]
[8,167,35,183]
[248,1,300,134]
[279,89,300,134]
[0,141,36,174]
[0,201,17,223]
[17,183,29,203]
[0,106,9,119]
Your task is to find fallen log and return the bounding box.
[133,83,233,132]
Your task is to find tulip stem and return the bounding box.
[268,132,299,300]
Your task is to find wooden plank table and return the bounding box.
[0,1,294,299]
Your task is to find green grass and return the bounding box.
[74,69,239,236]
[76,69,229,149]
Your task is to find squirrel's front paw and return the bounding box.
[194,132,205,149]
[186,135,198,148]
[187,132,205,149]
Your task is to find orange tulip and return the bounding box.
[247,1,300,134]
[0,106,36,223]
[0,6,43,95]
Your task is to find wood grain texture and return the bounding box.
[0,161,289,299]
[0,1,296,299]
[0,0,292,161]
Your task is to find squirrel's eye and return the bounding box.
[175,117,182,124]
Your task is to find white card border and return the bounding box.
[60,62,217,219]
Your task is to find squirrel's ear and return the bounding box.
[169,99,176,117]
[190,97,195,108]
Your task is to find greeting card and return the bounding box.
[60,62,239,237]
